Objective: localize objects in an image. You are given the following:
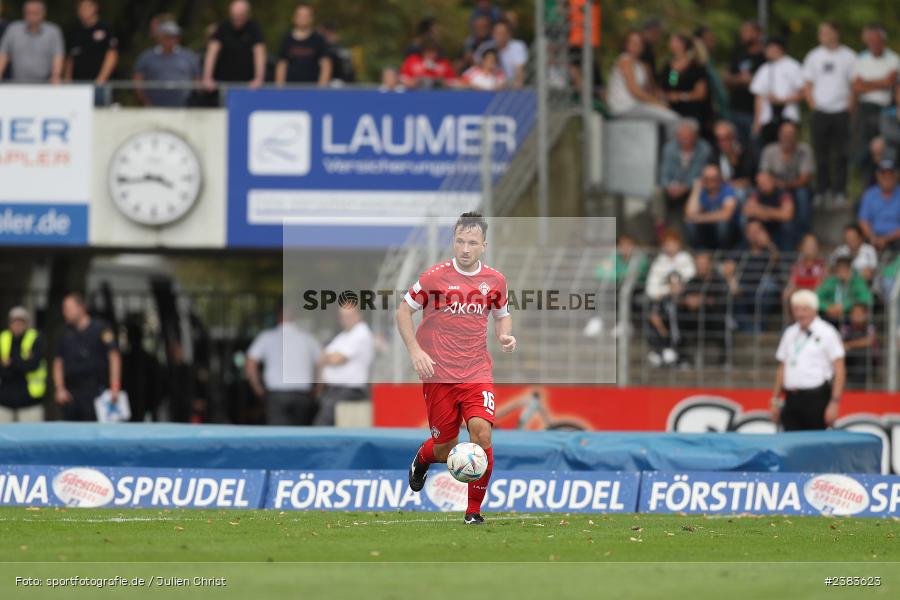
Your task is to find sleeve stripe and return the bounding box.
[404,292,423,311]
[492,305,510,318]
[412,280,422,294]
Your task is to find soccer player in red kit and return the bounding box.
[396,212,516,525]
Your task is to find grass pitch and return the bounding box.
[1,507,898,599]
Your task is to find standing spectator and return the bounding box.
[842,303,877,388]
[245,304,321,426]
[831,224,878,283]
[320,22,356,84]
[64,0,117,105]
[684,163,738,250]
[477,18,527,88]
[647,271,686,368]
[771,289,845,431]
[463,14,493,70]
[693,25,727,121]
[725,20,766,146]
[313,302,374,426]
[659,33,711,136]
[404,17,440,58]
[743,171,795,250]
[817,257,873,326]
[133,21,199,107]
[680,251,731,365]
[783,234,827,311]
[53,294,121,422]
[645,230,696,301]
[275,4,331,86]
[858,159,900,252]
[852,25,899,185]
[750,38,804,148]
[606,31,679,127]
[567,0,601,94]
[657,118,711,233]
[0,307,45,423]
[711,119,757,196]
[461,47,505,91]
[759,121,814,234]
[803,22,856,207]
[0,0,63,83]
[399,39,455,89]
[470,0,502,29]
[202,0,265,94]
[639,17,664,76]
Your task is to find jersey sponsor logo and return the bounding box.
[447,285,460,290]
[442,301,486,315]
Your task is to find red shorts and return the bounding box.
[423,382,495,444]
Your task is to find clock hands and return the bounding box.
[116,173,174,188]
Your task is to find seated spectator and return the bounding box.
[133,21,200,107]
[0,0,64,83]
[731,219,780,331]
[463,14,493,70]
[584,234,649,337]
[657,119,712,235]
[379,66,404,92]
[742,171,795,250]
[711,120,757,197]
[863,137,891,188]
[759,121,813,236]
[684,163,738,250]
[842,303,877,387]
[659,33,710,136]
[399,39,455,89]
[750,37,804,147]
[606,30,679,127]
[475,18,527,88]
[275,4,331,86]
[817,257,873,326]
[202,0,265,93]
[648,271,686,368]
[645,230,696,301]
[679,251,731,365]
[858,159,900,252]
[783,233,827,308]
[831,223,878,282]
[461,47,505,90]
[320,21,356,84]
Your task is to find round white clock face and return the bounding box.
[108,130,203,226]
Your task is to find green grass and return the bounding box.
[1,507,898,599]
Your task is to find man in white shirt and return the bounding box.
[750,38,804,148]
[313,302,375,426]
[852,24,900,184]
[477,18,527,88]
[245,305,321,425]
[771,290,846,431]
[803,22,856,207]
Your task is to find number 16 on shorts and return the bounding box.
[482,391,495,416]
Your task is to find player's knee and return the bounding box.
[468,421,492,448]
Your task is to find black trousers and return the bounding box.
[810,110,850,194]
[62,383,102,421]
[781,382,831,431]
[265,390,318,426]
[313,385,368,426]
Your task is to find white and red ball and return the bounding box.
[446,442,488,483]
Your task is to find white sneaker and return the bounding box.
[662,347,678,365]
[647,351,662,367]
[583,316,603,337]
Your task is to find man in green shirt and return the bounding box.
[817,257,873,325]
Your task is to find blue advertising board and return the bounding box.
[226,89,535,248]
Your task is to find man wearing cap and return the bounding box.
[133,19,200,107]
[0,307,46,423]
[858,159,900,252]
[770,289,845,430]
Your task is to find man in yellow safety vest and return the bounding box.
[0,306,46,422]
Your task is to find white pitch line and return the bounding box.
[0,514,551,525]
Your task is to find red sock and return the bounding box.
[467,446,493,514]
[417,438,438,465]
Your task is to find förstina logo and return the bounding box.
[248,111,311,176]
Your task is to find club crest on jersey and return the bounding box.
[478,282,491,295]
[431,426,440,439]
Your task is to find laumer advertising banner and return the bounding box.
[640,471,900,518]
[0,465,266,509]
[226,89,535,247]
[0,85,92,246]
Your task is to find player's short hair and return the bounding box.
[455,212,488,239]
[790,289,819,311]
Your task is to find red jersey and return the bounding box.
[404,258,509,384]
[790,258,827,290]
[399,54,456,85]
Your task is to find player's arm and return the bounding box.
[396,301,435,379]
[494,314,516,352]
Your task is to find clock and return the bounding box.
[108,130,203,226]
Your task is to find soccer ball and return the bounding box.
[446,442,488,483]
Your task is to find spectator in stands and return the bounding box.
[275,4,331,86]
[461,47,505,91]
[606,30,679,127]
[400,39,455,89]
[684,163,738,250]
[245,304,321,426]
[53,293,121,422]
[405,17,440,58]
[882,86,900,162]
[783,234,827,311]
[852,24,899,185]
[831,224,878,283]
[759,121,814,236]
[679,251,731,365]
[0,307,45,423]
[659,33,710,138]
[750,38,804,148]
[647,271,686,368]
[803,22,856,208]
[842,303,877,387]
[743,171,795,251]
[645,230,695,301]
[314,300,374,426]
[732,219,780,331]
[639,17,663,76]
[693,25,727,122]
[463,14,493,70]
[0,0,63,83]
[476,18,527,88]
[817,256,873,327]
[133,21,200,107]
[657,118,711,234]
[584,234,649,338]
[725,20,766,146]
[379,66,404,92]
[320,21,356,84]
[64,0,118,105]
[202,0,265,94]
[711,119,757,197]
[567,0,602,96]
[470,0,502,29]
[858,159,900,252]
[0,1,7,78]
[863,137,891,187]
